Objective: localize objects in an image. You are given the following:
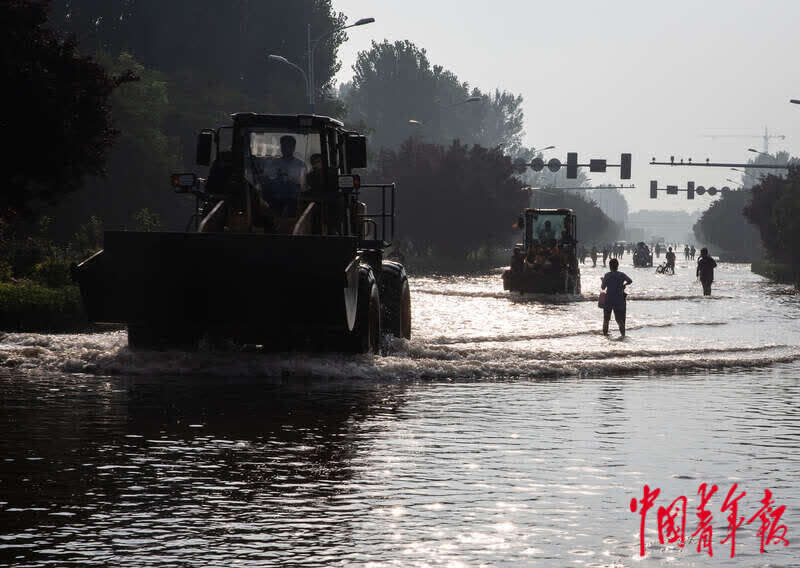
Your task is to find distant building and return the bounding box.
[627,209,702,243]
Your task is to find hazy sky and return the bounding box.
[331,0,800,212]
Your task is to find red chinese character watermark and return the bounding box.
[691,483,718,556]
[657,495,687,548]
[629,484,660,557]
[747,489,790,553]
[720,483,746,558]
[629,483,789,558]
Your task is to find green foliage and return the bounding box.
[376,138,525,259]
[32,257,72,288]
[0,214,102,284]
[744,167,800,273]
[45,51,184,235]
[693,189,762,261]
[132,208,161,232]
[0,261,13,282]
[345,40,525,152]
[68,216,104,260]
[49,0,348,115]
[1,0,125,219]
[0,281,87,332]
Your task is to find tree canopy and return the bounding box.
[375,139,527,259]
[48,0,348,115]
[743,167,800,269]
[2,0,128,219]
[344,40,525,153]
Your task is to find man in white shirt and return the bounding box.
[262,135,306,216]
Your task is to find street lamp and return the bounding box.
[408,119,423,126]
[266,55,309,106]
[791,99,800,104]
[748,148,773,159]
[440,96,482,109]
[307,17,375,113]
[268,17,374,113]
[533,145,555,153]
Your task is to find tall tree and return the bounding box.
[376,138,526,259]
[743,167,800,269]
[345,40,524,152]
[49,0,348,114]
[693,189,762,261]
[2,0,126,220]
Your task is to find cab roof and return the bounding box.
[524,208,575,215]
[230,113,345,130]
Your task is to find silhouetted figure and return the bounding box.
[696,247,717,295]
[262,135,305,217]
[601,258,632,337]
[665,247,676,272]
[591,246,598,267]
[538,220,556,241]
[602,246,609,267]
[690,245,696,260]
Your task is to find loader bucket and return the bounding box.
[75,231,360,343]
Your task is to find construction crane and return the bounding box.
[701,126,785,154]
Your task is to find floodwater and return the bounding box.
[1,258,798,566]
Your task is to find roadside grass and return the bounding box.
[751,260,798,288]
[0,281,89,332]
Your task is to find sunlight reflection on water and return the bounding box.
[0,262,798,565]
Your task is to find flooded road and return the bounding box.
[1,260,799,566]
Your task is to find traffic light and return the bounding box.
[566,152,578,178]
[687,181,694,200]
[650,180,657,199]
[620,153,632,179]
[589,159,607,172]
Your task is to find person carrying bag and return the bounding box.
[600,258,632,337]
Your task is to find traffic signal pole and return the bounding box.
[649,157,788,169]
[530,153,632,179]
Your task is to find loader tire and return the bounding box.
[344,268,381,354]
[380,262,412,340]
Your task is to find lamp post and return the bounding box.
[748,148,774,160]
[440,96,482,109]
[791,99,800,105]
[308,17,374,113]
[266,55,309,105]
[268,17,374,113]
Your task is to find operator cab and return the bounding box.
[520,208,577,250]
[194,114,367,236]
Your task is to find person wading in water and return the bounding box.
[696,247,717,295]
[601,258,632,337]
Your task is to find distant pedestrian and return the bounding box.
[591,246,598,267]
[601,258,632,337]
[696,247,717,295]
[602,246,609,267]
[665,247,676,272]
[655,243,661,259]
[690,245,696,260]
[684,245,690,260]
